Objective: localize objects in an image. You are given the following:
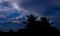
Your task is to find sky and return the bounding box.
[0,0,60,32]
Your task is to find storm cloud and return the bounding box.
[0,0,60,31]
[20,0,60,30]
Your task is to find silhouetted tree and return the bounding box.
[21,15,39,32]
[26,15,37,28]
[20,15,60,35]
[40,17,50,28]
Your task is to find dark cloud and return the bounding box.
[0,2,11,7]
[20,0,60,30]
[20,0,60,14]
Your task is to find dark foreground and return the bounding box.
[0,15,60,36]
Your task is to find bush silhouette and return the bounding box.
[40,17,59,34]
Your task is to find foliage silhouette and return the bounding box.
[39,17,60,35]
[22,15,39,32]
[0,14,60,35]
[19,15,60,35]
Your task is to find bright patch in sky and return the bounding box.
[0,0,27,31]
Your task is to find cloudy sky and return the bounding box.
[0,0,60,32]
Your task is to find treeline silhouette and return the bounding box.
[19,15,60,35]
[0,15,60,35]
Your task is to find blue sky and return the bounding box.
[0,0,60,31]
